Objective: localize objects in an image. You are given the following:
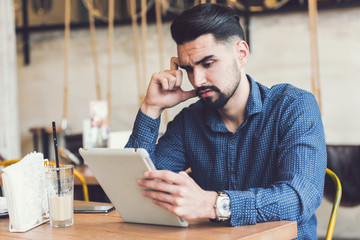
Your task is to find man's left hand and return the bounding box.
[137,170,217,220]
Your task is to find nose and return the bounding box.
[192,67,206,88]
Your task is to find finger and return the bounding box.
[152,199,177,215]
[170,57,179,71]
[180,89,197,102]
[174,70,183,88]
[144,170,186,185]
[138,178,175,193]
[167,74,178,90]
[157,75,170,90]
[142,189,175,204]
[153,200,187,219]
[157,72,180,91]
[164,69,182,89]
[178,171,188,177]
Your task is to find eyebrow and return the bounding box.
[179,55,214,70]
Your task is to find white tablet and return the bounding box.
[79,148,188,227]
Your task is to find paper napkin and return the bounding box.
[1,152,49,232]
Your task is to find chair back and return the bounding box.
[325,168,342,240]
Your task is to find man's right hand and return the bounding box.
[140,57,196,119]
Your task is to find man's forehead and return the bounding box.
[177,52,210,69]
[176,35,218,65]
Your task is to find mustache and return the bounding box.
[195,86,220,97]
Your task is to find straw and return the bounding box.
[52,121,62,196]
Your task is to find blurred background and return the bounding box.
[1,0,360,239]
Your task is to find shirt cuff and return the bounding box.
[131,109,161,144]
[225,190,257,226]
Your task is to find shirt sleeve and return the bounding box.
[225,93,327,227]
[125,110,160,155]
[125,110,189,171]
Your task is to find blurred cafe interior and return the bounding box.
[1,0,360,239]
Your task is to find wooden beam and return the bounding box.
[308,0,322,114]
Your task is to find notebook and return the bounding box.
[79,148,188,227]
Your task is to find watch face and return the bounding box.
[218,198,231,216]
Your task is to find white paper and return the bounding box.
[1,152,49,232]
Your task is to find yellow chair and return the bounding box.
[325,168,342,240]
[0,159,21,168]
[0,159,89,202]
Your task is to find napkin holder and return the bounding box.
[1,152,49,232]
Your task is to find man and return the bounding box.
[126,3,326,239]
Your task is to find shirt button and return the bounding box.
[231,140,236,145]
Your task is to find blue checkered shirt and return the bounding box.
[126,75,327,239]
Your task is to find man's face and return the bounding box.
[177,34,242,109]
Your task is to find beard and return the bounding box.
[196,85,230,109]
[196,61,241,109]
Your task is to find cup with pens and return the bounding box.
[45,121,74,227]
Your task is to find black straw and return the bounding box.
[52,121,61,196]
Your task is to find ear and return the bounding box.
[236,40,249,65]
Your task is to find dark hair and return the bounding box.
[171,3,244,45]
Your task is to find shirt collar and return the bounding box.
[204,74,263,133]
[245,74,263,117]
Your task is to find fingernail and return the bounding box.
[144,171,149,177]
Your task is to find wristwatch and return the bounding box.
[214,191,231,221]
